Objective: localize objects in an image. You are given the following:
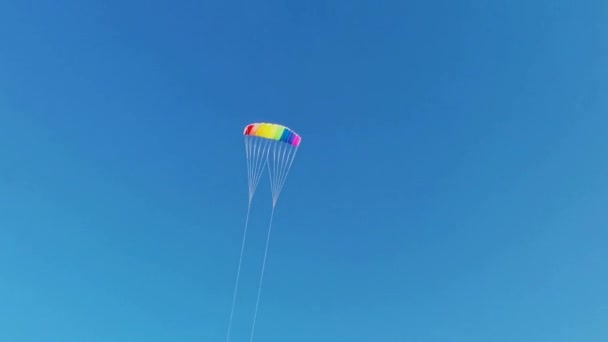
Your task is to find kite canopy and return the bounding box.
[243,122,302,147]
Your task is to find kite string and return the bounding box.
[275,146,292,198]
[275,147,298,203]
[251,138,262,196]
[249,138,270,198]
[244,137,252,197]
[275,143,287,200]
[225,199,253,342]
[269,143,288,205]
[249,137,260,198]
[254,140,270,192]
[271,142,280,200]
[248,204,276,342]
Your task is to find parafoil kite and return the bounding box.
[225,122,302,342]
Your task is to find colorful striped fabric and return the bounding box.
[243,122,302,147]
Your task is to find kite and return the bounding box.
[225,122,302,342]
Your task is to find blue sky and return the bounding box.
[1,0,607,341]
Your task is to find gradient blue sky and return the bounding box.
[1,1,607,341]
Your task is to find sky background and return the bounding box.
[1,1,607,341]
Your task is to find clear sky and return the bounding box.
[1,1,607,341]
